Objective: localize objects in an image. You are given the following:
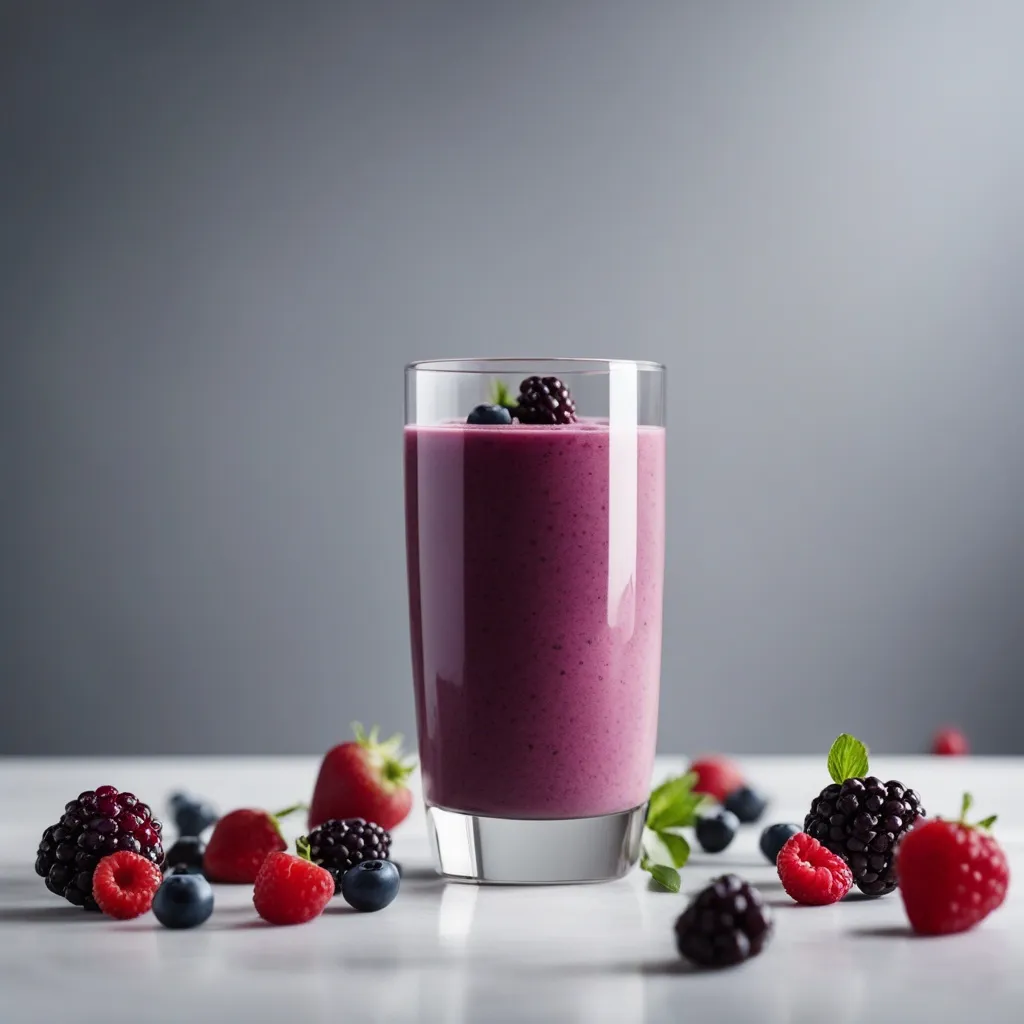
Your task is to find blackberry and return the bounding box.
[34,785,164,910]
[674,874,773,968]
[513,376,577,424]
[304,818,392,893]
[803,776,923,896]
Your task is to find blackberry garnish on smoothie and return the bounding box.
[511,375,578,424]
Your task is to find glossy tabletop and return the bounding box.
[1,756,1021,1023]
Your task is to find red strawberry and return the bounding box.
[897,793,1009,935]
[253,841,335,925]
[777,832,853,905]
[688,756,745,803]
[203,804,304,883]
[932,727,969,756]
[309,723,415,831]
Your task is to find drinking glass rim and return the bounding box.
[406,357,665,375]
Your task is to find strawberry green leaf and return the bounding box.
[646,863,681,893]
[646,772,705,832]
[352,721,417,788]
[827,733,870,784]
[959,792,973,823]
[272,803,307,820]
[978,815,998,830]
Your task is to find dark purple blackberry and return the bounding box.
[674,874,773,968]
[34,785,164,910]
[304,818,392,893]
[803,776,924,896]
[513,376,577,424]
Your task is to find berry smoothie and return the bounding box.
[405,420,665,819]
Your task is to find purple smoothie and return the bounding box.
[405,420,665,819]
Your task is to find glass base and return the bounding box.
[425,802,647,884]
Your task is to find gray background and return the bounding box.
[3,0,1024,756]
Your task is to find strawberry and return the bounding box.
[309,723,415,832]
[253,840,335,925]
[897,793,1010,935]
[203,804,304,883]
[687,756,745,804]
[932,726,969,756]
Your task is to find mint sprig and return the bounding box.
[647,771,705,831]
[827,733,870,784]
[490,379,517,409]
[642,859,682,894]
[641,771,706,891]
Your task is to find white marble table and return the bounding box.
[1,756,1021,1023]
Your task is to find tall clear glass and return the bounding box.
[404,359,666,883]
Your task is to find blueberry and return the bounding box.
[724,785,768,824]
[341,859,401,912]
[170,793,218,837]
[467,404,512,425]
[695,809,740,853]
[759,823,801,864]
[163,836,206,874]
[152,873,215,929]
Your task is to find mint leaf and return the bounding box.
[978,815,998,830]
[646,863,681,893]
[647,772,705,832]
[642,828,690,870]
[826,733,870,784]
[656,830,691,869]
[490,380,516,408]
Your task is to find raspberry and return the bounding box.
[92,851,164,919]
[304,818,392,893]
[674,874,774,968]
[897,794,1009,935]
[513,376,577,424]
[688,757,745,803]
[777,832,853,905]
[253,848,335,925]
[34,786,164,910]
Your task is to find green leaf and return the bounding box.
[977,814,997,829]
[960,792,973,823]
[490,380,516,408]
[826,733,870,784]
[641,829,670,867]
[647,772,706,831]
[656,830,691,869]
[646,863,681,893]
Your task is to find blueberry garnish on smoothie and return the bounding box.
[467,404,513,425]
[468,377,578,425]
